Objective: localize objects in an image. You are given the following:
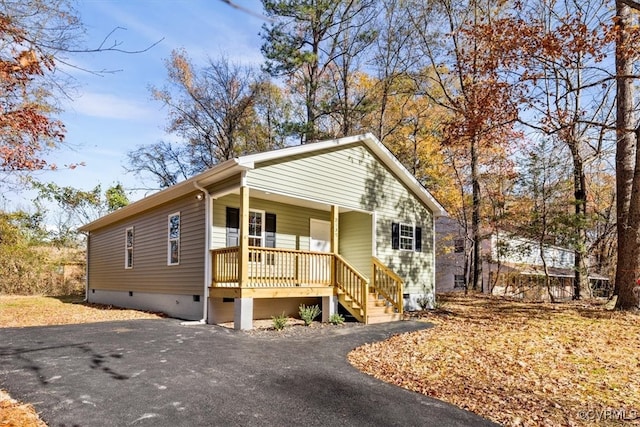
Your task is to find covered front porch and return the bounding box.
[209,246,403,329]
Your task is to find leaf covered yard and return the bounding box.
[348,294,640,427]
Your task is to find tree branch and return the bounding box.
[619,0,640,11]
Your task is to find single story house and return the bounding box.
[80,133,447,329]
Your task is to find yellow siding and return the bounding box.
[211,194,330,251]
[88,193,206,295]
[338,211,372,278]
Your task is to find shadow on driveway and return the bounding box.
[0,319,497,426]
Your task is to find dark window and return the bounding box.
[226,207,240,247]
[454,274,465,288]
[168,212,180,265]
[454,238,464,253]
[226,207,276,251]
[125,227,134,269]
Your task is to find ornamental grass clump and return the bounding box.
[299,304,321,326]
[328,313,345,325]
[271,312,288,330]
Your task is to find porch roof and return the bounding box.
[80,133,447,232]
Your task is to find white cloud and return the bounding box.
[70,92,156,121]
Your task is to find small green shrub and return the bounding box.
[299,304,321,326]
[328,313,344,325]
[271,312,288,330]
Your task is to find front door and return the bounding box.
[310,219,331,252]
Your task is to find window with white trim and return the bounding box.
[125,227,134,269]
[168,212,180,265]
[392,222,422,252]
[248,210,264,247]
[399,224,414,250]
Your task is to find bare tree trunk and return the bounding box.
[540,242,555,302]
[615,1,640,309]
[471,134,483,292]
[570,149,588,300]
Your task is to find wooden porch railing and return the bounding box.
[334,254,369,316]
[212,246,334,287]
[371,257,404,315]
[211,247,402,323]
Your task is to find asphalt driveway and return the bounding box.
[0,319,497,426]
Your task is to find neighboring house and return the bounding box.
[435,216,469,293]
[80,134,447,330]
[436,218,611,299]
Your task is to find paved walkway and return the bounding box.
[0,319,497,426]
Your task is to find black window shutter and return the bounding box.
[265,213,276,248]
[391,222,399,250]
[226,207,240,247]
[415,226,422,252]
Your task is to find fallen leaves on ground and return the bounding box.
[0,390,45,427]
[0,295,164,328]
[348,293,640,427]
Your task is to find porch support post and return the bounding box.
[330,205,339,253]
[238,184,249,288]
[330,205,339,286]
[234,297,253,330]
[321,295,337,322]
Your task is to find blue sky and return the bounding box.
[6,0,265,210]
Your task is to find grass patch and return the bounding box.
[0,294,163,328]
[349,293,640,427]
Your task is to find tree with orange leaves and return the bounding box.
[1,0,159,188]
[404,0,522,292]
[467,0,616,299]
[0,2,71,174]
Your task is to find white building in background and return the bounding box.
[435,217,611,300]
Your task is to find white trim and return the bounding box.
[125,226,134,269]
[399,223,416,251]
[80,134,447,233]
[193,182,211,324]
[167,212,181,266]
[80,159,247,232]
[237,133,447,216]
[248,209,265,247]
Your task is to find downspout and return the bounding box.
[194,182,211,324]
[83,232,90,302]
[432,214,438,308]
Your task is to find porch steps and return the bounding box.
[336,289,402,324]
[366,292,402,324]
[336,290,365,323]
